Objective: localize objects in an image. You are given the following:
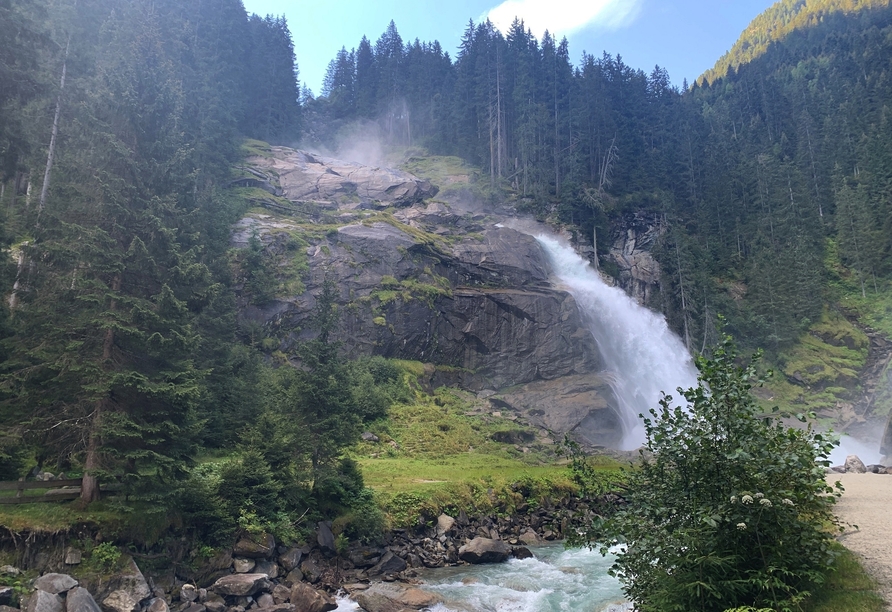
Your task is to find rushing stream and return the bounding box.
[534,235,700,449]
[334,543,630,612]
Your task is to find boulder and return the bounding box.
[210,574,271,597]
[277,548,303,572]
[367,551,407,576]
[360,432,380,443]
[346,547,382,569]
[436,514,455,536]
[512,547,534,560]
[253,560,278,580]
[145,598,169,612]
[0,588,12,606]
[192,549,233,587]
[233,534,275,559]
[100,590,139,612]
[181,585,200,603]
[99,558,151,612]
[518,529,542,546]
[271,585,291,604]
[288,584,336,612]
[27,590,63,612]
[64,549,82,566]
[845,455,867,474]
[298,558,322,584]
[352,583,443,612]
[316,522,336,554]
[34,574,78,595]
[458,538,511,564]
[282,568,304,586]
[233,558,255,573]
[255,594,274,608]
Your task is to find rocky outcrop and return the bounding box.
[233,147,621,444]
[494,375,621,447]
[241,148,437,209]
[233,146,625,445]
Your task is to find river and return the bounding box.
[334,542,630,611]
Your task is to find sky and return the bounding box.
[241,0,780,95]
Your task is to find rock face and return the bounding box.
[234,146,626,445]
[210,574,271,597]
[242,148,437,209]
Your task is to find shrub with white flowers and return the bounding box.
[573,332,843,612]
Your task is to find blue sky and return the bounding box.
[241,0,779,95]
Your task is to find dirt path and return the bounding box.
[828,473,892,608]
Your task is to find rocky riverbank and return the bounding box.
[0,493,620,612]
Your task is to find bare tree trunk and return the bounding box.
[38,35,71,227]
[80,272,122,504]
[592,226,599,271]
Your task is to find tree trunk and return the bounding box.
[38,34,71,226]
[80,272,122,504]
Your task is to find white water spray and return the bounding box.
[535,235,699,450]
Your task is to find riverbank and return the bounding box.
[829,473,892,610]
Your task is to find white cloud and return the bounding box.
[484,0,643,39]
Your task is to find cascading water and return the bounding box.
[534,235,700,450]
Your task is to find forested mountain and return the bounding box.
[309,1,892,359]
[1,0,891,540]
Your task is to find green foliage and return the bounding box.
[89,542,121,572]
[589,334,842,612]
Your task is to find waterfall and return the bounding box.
[535,235,699,450]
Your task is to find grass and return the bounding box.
[805,543,886,611]
[358,454,570,494]
[0,500,122,533]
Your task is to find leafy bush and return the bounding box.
[588,334,842,612]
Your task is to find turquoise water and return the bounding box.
[335,543,630,612]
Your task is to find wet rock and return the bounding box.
[210,575,271,598]
[288,584,336,612]
[512,547,534,560]
[352,583,443,612]
[34,574,78,595]
[66,588,101,612]
[0,588,12,606]
[458,538,510,564]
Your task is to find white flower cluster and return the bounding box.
[741,494,754,505]
[759,498,772,507]
[736,522,747,530]
[782,498,794,506]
